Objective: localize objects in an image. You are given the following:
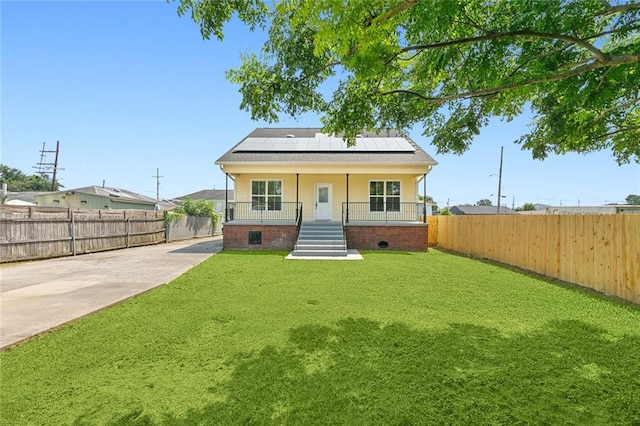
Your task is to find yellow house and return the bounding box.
[217,128,437,255]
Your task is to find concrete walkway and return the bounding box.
[0,236,222,350]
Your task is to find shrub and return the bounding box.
[165,198,220,228]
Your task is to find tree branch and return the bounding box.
[505,45,573,80]
[400,30,609,63]
[456,7,490,33]
[363,0,423,27]
[583,23,640,41]
[595,67,615,92]
[599,3,640,15]
[380,89,442,103]
[597,125,640,139]
[593,97,640,123]
[296,60,342,84]
[381,54,639,103]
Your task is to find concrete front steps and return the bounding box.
[291,221,348,257]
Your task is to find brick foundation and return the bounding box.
[222,223,298,250]
[345,224,428,251]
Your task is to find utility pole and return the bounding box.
[497,146,504,215]
[51,141,60,191]
[1,183,7,204]
[152,168,164,201]
[34,141,63,191]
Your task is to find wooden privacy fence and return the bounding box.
[1,206,165,263]
[427,214,640,304]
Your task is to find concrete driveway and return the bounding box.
[0,236,222,350]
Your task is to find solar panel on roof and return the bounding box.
[234,137,415,152]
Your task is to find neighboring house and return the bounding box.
[450,205,517,215]
[544,205,640,214]
[3,192,44,206]
[176,189,235,214]
[216,127,437,253]
[517,203,550,215]
[35,186,160,210]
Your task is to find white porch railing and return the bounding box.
[225,202,302,224]
[342,202,427,223]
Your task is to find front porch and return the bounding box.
[222,202,428,252]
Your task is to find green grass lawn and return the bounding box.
[1,249,639,425]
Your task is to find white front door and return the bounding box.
[315,183,332,220]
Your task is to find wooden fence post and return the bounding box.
[71,210,76,256]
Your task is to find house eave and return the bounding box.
[105,198,157,206]
[217,161,435,175]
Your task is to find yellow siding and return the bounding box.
[346,175,419,202]
[233,173,422,222]
[234,174,299,202]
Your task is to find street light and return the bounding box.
[491,194,508,211]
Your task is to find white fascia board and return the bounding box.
[219,162,432,175]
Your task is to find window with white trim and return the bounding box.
[252,180,282,210]
[370,181,400,212]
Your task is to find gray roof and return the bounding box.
[450,205,517,215]
[156,199,178,211]
[5,192,51,204]
[216,128,437,166]
[176,189,234,201]
[39,186,158,205]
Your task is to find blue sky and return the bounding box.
[2,1,639,207]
